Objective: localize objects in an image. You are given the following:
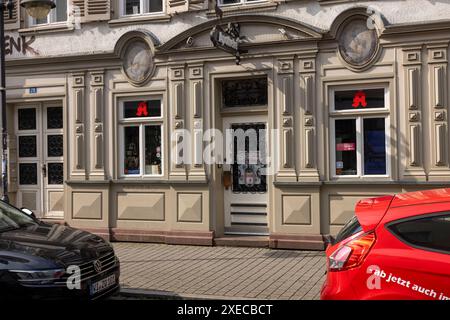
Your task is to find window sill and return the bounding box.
[206,1,278,17]
[325,179,395,185]
[109,14,171,27]
[19,23,73,35]
[220,106,268,115]
[111,179,209,185]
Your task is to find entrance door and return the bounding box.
[223,115,268,235]
[15,103,64,218]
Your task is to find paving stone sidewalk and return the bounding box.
[113,242,326,300]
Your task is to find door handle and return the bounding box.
[42,164,47,178]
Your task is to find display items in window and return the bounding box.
[335,117,387,177]
[335,119,357,176]
[123,124,162,176]
[144,126,162,175]
[124,126,140,175]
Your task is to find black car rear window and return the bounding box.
[335,215,363,243]
[388,213,450,254]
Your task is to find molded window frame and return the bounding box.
[118,96,164,179]
[329,84,391,180]
[119,0,165,17]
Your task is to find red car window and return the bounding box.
[387,212,450,255]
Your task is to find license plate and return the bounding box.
[90,274,116,296]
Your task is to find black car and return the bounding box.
[0,200,120,300]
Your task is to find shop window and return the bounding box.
[335,119,357,176]
[121,0,163,16]
[29,0,67,26]
[331,87,389,178]
[221,77,268,108]
[120,99,163,177]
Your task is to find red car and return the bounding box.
[321,188,450,300]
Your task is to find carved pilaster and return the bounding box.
[71,73,86,177]
[402,47,426,180]
[169,66,188,180]
[188,64,206,180]
[275,58,296,181]
[298,55,319,181]
[427,43,450,180]
[89,70,105,178]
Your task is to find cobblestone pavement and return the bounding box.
[113,243,326,300]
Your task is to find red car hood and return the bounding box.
[354,195,394,232]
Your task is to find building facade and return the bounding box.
[5,0,450,249]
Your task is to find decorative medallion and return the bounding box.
[122,39,154,85]
[338,18,379,70]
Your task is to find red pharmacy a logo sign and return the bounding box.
[136,101,149,117]
[352,90,367,108]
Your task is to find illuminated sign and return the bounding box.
[352,90,367,108]
[123,100,161,119]
[334,88,385,111]
[136,101,149,117]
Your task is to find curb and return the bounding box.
[119,288,258,300]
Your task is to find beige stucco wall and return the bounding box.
[4,2,450,247]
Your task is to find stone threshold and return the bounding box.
[214,235,269,248]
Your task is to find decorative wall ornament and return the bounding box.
[115,30,158,86]
[123,40,154,85]
[338,18,379,70]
